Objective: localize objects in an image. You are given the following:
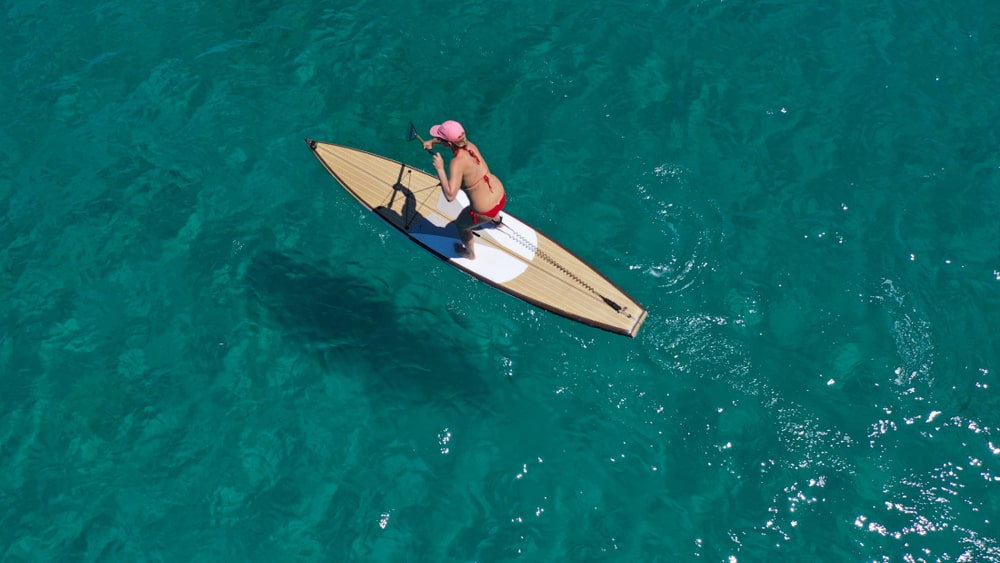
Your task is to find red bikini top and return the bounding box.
[453,146,493,192]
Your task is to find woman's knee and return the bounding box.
[456,209,475,230]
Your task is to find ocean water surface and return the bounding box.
[2,0,999,561]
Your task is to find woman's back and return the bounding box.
[454,140,505,211]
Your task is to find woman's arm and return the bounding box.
[423,138,445,151]
[433,153,462,201]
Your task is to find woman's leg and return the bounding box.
[455,207,477,258]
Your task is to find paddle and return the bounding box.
[407,122,433,154]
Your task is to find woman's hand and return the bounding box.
[423,140,434,151]
[432,152,445,171]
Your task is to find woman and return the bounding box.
[424,120,506,259]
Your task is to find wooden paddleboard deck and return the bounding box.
[306,140,647,337]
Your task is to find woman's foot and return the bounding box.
[454,242,475,259]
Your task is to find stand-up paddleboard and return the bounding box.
[306,140,647,337]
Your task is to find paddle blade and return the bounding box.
[408,121,433,154]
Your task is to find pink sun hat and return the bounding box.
[429,120,465,142]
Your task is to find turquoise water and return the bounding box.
[3,0,999,560]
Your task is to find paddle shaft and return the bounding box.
[408,122,434,154]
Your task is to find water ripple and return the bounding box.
[630,163,718,294]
